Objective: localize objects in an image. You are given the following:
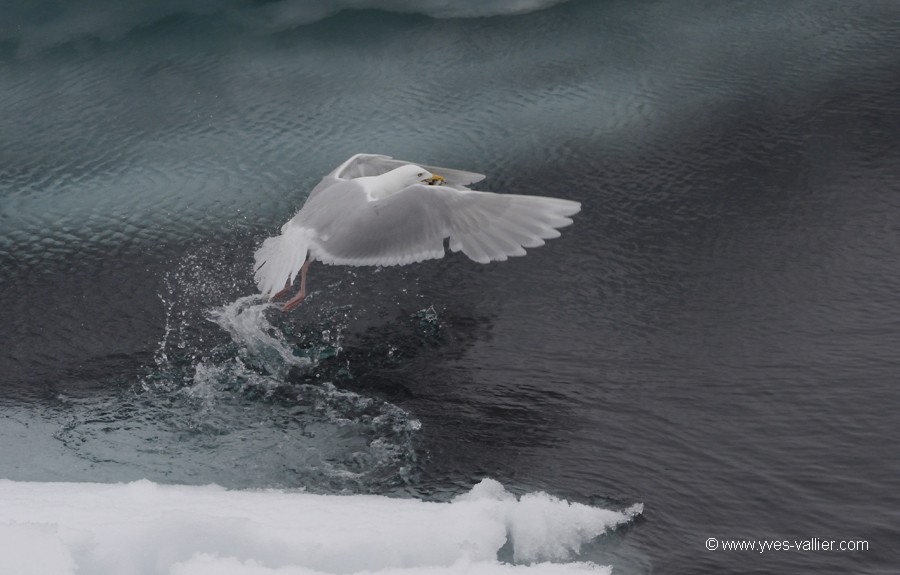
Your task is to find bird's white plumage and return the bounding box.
[253,154,581,298]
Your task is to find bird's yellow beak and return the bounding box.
[423,173,445,185]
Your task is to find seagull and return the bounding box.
[254,153,581,311]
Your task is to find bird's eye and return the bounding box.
[417,172,423,177]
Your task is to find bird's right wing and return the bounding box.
[328,153,395,179]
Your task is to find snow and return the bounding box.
[0,478,641,575]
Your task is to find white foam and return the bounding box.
[0,478,641,575]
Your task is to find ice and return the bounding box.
[0,478,641,575]
[3,0,571,54]
[169,556,611,574]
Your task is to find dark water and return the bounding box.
[2,0,899,572]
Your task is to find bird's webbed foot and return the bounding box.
[281,290,306,312]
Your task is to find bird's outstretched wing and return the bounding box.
[297,182,580,267]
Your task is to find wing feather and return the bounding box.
[299,183,580,267]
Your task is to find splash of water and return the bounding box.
[207,295,312,378]
[90,244,424,490]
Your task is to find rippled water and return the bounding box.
[2,0,900,572]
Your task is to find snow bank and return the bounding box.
[0,478,641,575]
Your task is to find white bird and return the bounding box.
[254,153,581,311]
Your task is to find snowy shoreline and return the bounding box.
[0,477,641,575]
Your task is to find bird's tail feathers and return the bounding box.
[253,225,311,298]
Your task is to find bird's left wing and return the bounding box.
[300,184,580,267]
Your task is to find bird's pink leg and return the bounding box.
[271,280,293,300]
[282,259,312,312]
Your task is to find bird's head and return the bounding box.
[390,164,445,187]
